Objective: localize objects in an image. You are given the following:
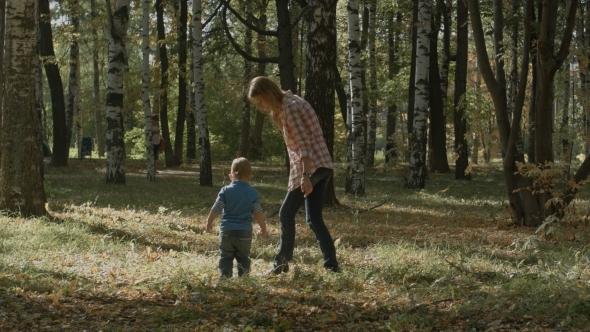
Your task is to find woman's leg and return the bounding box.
[305,169,339,272]
[273,189,305,273]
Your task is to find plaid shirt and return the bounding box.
[277,91,333,191]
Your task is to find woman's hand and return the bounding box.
[301,176,313,198]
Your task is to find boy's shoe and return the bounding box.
[268,263,289,275]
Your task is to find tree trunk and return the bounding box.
[91,0,104,158]
[561,60,572,180]
[66,0,81,158]
[385,10,400,164]
[305,0,339,206]
[186,18,196,161]
[583,1,590,156]
[276,0,297,91]
[248,5,268,161]
[239,1,252,158]
[105,0,130,184]
[347,0,365,196]
[534,0,578,220]
[157,0,180,168]
[193,0,212,186]
[365,0,377,168]
[174,0,188,164]
[142,0,155,181]
[65,0,79,152]
[406,0,431,189]
[428,7,450,174]
[407,0,418,162]
[454,0,471,180]
[1,0,47,216]
[527,2,541,163]
[39,0,68,167]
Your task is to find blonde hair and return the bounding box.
[248,76,284,114]
[231,157,252,180]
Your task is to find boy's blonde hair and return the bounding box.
[231,157,252,180]
[248,76,284,114]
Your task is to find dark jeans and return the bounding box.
[153,144,159,161]
[219,230,253,277]
[275,167,338,271]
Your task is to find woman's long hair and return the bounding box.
[248,76,284,115]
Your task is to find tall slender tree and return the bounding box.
[91,0,104,157]
[174,0,188,163]
[105,0,130,184]
[347,0,365,196]
[454,0,470,180]
[39,0,68,167]
[366,0,377,168]
[66,0,82,159]
[157,0,180,167]
[142,0,155,181]
[239,1,253,158]
[305,0,339,205]
[406,0,432,189]
[1,0,47,216]
[193,0,212,186]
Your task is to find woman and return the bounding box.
[248,76,339,273]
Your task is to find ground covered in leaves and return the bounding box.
[1,159,590,331]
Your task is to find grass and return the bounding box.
[1,158,590,331]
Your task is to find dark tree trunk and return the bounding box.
[385,11,401,164]
[276,0,297,91]
[407,0,418,161]
[174,0,188,164]
[248,6,268,161]
[157,0,180,167]
[454,0,471,180]
[428,8,450,174]
[527,1,541,163]
[39,0,68,167]
[305,0,339,206]
[239,2,252,158]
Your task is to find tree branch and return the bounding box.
[555,0,578,67]
[222,0,277,36]
[221,5,279,64]
[290,5,310,31]
[203,0,223,28]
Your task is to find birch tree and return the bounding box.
[193,0,212,186]
[105,0,130,184]
[347,0,365,196]
[142,0,155,181]
[91,0,104,157]
[366,0,377,168]
[305,0,339,205]
[406,0,431,189]
[1,0,47,216]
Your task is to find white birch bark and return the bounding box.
[91,0,104,157]
[1,0,47,215]
[347,0,365,196]
[142,0,155,181]
[406,0,431,189]
[366,0,377,168]
[105,0,130,184]
[192,0,212,186]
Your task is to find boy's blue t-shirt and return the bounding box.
[211,180,262,232]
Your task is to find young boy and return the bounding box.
[206,157,267,277]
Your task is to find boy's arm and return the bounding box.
[252,211,267,236]
[206,211,219,233]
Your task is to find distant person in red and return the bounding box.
[248,76,339,274]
